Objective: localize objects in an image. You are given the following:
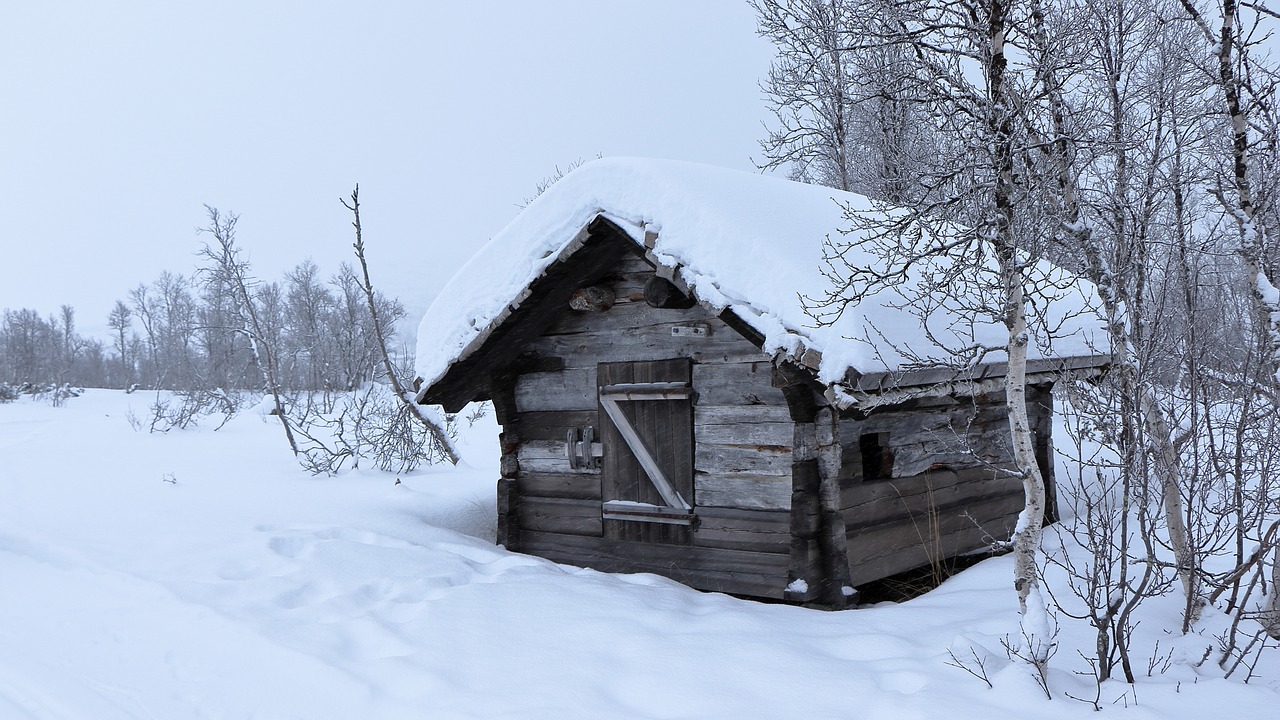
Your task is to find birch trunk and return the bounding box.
[1138,385,1200,626]
[1006,276,1047,617]
[344,187,460,466]
[1267,544,1280,640]
[988,0,1048,631]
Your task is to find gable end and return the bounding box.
[419,217,641,411]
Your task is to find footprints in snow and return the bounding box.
[212,524,543,620]
[267,535,308,560]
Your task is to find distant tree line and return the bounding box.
[2,199,456,474]
[0,260,404,395]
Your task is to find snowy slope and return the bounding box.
[414,158,1103,394]
[1,391,1275,719]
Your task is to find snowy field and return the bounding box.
[2,390,1277,719]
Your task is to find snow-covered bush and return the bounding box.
[20,382,83,407]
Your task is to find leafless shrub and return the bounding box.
[1002,621,1060,700]
[1146,640,1174,678]
[465,401,491,427]
[944,645,996,689]
[289,383,457,476]
[1045,382,1176,684]
[142,388,242,432]
[518,155,600,208]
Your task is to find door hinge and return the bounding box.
[565,426,603,470]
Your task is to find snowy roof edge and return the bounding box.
[412,158,1107,406]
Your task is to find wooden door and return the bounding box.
[597,358,694,545]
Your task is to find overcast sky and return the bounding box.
[1,1,776,339]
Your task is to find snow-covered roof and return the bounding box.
[414,158,1103,401]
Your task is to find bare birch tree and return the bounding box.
[1174,0,1280,641]
[342,186,458,466]
[753,0,933,201]
[198,207,299,455]
[791,2,1074,668]
[753,0,859,190]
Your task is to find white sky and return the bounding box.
[0,1,775,339]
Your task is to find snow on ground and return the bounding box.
[1,390,1277,719]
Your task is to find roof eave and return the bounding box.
[829,354,1109,411]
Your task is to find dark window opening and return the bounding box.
[860,432,894,481]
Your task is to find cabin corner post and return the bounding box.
[815,406,853,607]
[787,453,823,604]
[496,473,520,549]
[776,362,851,606]
[491,379,522,550]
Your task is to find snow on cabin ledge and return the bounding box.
[413,157,1106,408]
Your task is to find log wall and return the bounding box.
[501,252,792,598]
[488,244,1056,601]
[836,390,1054,585]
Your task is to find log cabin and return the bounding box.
[414,158,1105,607]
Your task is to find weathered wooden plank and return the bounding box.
[847,523,1001,587]
[814,406,852,608]
[516,472,602,500]
[513,410,600,441]
[837,402,1014,479]
[529,315,767,368]
[515,369,598,412]
[841,467,1022,528]
[693,506,791,553]
[693,404,794,425]
[842,466,991,510]
[610,283,650,305]
[618,251,655,272]
[519,531,790,599]
[694,420,794,447]
[695,443,792,476]
[694,472,792,511]
[847,491,1022,557]
[517,496,602,536]
[845,493,1023,586]
[698,505,794,523]
[849,357,1105,396]
[693,362,789,406]
[542,294,704,335]
[517,440,597,475]
[839,401,1009,445]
